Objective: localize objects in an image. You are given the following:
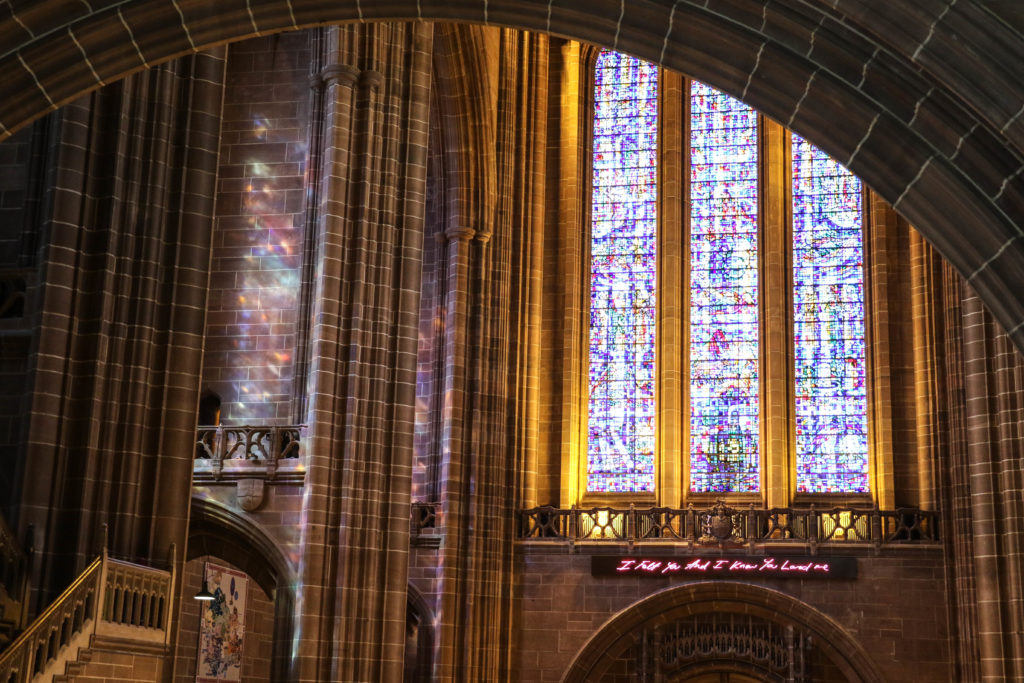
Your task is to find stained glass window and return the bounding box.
[688,82,760,493]
[792,135,868,492]
[587,50,659,493]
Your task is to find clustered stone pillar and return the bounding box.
[961,288,1024,681]
[918,234,1024,681]
[17,50,226,630]
[431,27,548,680]
[295,23,432,683]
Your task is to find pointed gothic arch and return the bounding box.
[187,497,297,682]
[561,581,886,683]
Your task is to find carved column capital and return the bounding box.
[445,226,476,242]
[360,69,386,91]
[320,63,360,88]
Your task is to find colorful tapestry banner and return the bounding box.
[196,562,247,682]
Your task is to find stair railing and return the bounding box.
[0,555,101,682]
[0,514,29,632]
[0,544,175,682]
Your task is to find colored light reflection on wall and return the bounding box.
[587,50,658,493]
[688,81,760,493]
[792,134,868,492]
[209,107,306,423]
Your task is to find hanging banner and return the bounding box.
[196,562,248,682]
[592,555,857,579]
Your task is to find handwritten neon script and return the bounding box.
[614,557,832,575]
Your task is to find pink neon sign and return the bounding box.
[591,556,856,579]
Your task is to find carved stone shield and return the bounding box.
[236,478,265,512]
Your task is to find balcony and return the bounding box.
[193,424,305,483]
[518,502,939,552]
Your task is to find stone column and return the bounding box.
[962,287,1024,681]
[433,28,548,680]
[295,23,432,682]
[18,50,226,621]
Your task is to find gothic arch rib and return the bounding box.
[0,2,1023,351]
[431,23,497,239]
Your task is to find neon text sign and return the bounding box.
[591,556,857,579]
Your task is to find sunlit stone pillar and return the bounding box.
[295,23,432,682]
[432,28,548,681]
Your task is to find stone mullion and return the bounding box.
[659,70,683,508]
[865,192,897,508]
[557,42,587,506]
[910,230,940,510]
[760,117,790,507]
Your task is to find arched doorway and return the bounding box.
[562,582,884,683]
[188,497,297,682]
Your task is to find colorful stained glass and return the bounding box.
[792,135,868,493]
[587,50,659,493]
[689,81,760,493]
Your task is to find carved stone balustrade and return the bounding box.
[193,424,305,483]
[518,503,939,551]
[0,513,28,625]
[0,549,175,682]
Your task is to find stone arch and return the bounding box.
[561,581,886,683]
[188,496,296,682]
[430,23,498,239]
[1,3,1023,350]
[404,582,434,682]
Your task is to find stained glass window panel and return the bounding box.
[587,50,659,493]
[792,135,868,493]
[689,82,760,493]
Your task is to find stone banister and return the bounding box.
[0,547,175,682]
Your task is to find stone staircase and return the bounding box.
[0,548,175,682]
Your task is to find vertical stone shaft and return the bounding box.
[18,50,225,618]
[962,287,1024,681]
[296,22,432,683]
[434,28,547,680]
